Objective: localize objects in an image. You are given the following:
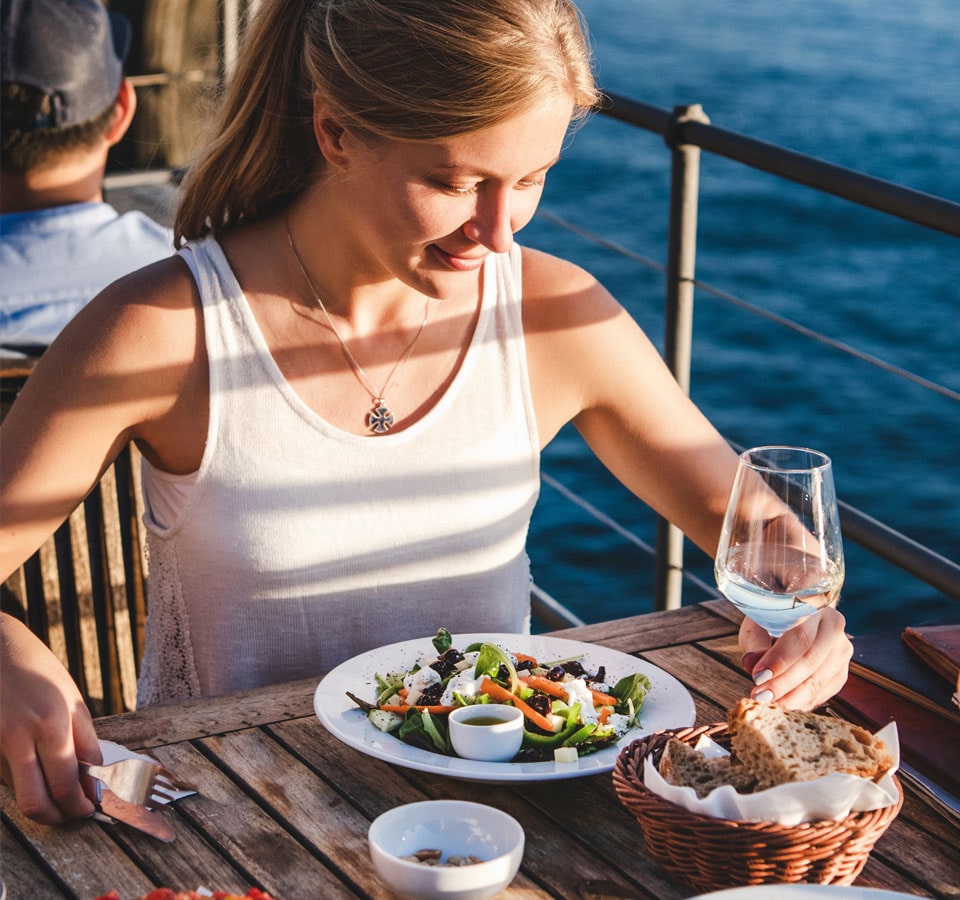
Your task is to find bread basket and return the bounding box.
[612,723,903,893]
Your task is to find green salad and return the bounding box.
[346,627,652,763]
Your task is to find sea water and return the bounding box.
[523,0,960,635]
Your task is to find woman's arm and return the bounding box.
[522,247,738,553]
[521,247,852,709]
[0,256,205,822]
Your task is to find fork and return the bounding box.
[80,758,195,809]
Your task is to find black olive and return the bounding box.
[418,682,443,704]
[527,694,551,717]
[430,659,455,679]
[562,660,587,678]
[546,665,566,681]
[515,658,534,672]
[497,663,511,682]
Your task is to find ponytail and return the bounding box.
[174,0,317,245]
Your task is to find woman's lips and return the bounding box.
[431,244,488,271]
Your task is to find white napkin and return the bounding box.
[98,739,196,804]
[643,721,900,825]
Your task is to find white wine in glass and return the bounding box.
[715,446,844,638]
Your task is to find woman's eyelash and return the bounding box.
[436,177,546,194]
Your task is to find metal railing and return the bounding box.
[541,90,960,614]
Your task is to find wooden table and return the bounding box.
[3,600,958,899]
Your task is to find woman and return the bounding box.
[0,0,851,825]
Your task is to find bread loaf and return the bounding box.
[727,698,893,790]
[659,737,758,798]
[657,700,893,796]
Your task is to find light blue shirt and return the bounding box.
[0,202,173,347]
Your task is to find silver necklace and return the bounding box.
[286,218,430,434]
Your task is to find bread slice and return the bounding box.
[659,737,758,798]
[728,698,893,790]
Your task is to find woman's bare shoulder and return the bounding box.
[519,245,632,338]
[19,254,205,437]
[57,255,200,370]
[520,245,608,297]
[519,245,624,326]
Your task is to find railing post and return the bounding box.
[654,104,711,611]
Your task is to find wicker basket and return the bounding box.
[612,723,903,893]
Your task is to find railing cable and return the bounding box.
[540,473,719,597]
[534,210,960,404]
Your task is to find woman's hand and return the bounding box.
[739,607,852,710]
[0,615,102,824]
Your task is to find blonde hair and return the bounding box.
[175,0,599,245]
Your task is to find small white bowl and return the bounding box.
[448,704,524,762]
[368,800,525,900]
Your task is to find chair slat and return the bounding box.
[2,358,148,715]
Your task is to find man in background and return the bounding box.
[0,0,174,353]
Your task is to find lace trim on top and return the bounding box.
[136,534,202,706]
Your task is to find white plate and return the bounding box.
[313,632,695,782]
[689,887,921,899]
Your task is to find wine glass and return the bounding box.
[715,446,845,638]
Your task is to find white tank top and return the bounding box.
[136,236,540,705]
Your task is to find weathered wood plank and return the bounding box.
[516,774,686,899]
[696,633,743,669]
[700,597,744,626]
[549,606,739,652]
[640,645,754,714]
[865,811,960,897]
[95,677,318,748]
[1,788,154,899]
[895,781,960,850]
[104,802,252,896]
[199,727,397,899]
[858,848,954,897]
[0,822,65,899]
[148,740,357,899]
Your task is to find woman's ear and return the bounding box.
[313,96,351,169]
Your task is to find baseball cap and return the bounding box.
[1,0,132,130]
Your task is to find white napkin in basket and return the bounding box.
[643,721,900,826]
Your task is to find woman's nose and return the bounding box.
[465,190,513,253]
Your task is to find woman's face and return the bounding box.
[332,93,575,299]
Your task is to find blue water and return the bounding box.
[523,0,959,635]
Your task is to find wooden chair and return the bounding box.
[1,358,148,716]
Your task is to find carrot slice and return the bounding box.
[479,677,556,733]
[520,674,618,709]
[518,675,567,699]
[590,688,619,707]
[514,652,539,667]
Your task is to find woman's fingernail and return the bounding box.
[753,689,775,703]
[753,669,773,685]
